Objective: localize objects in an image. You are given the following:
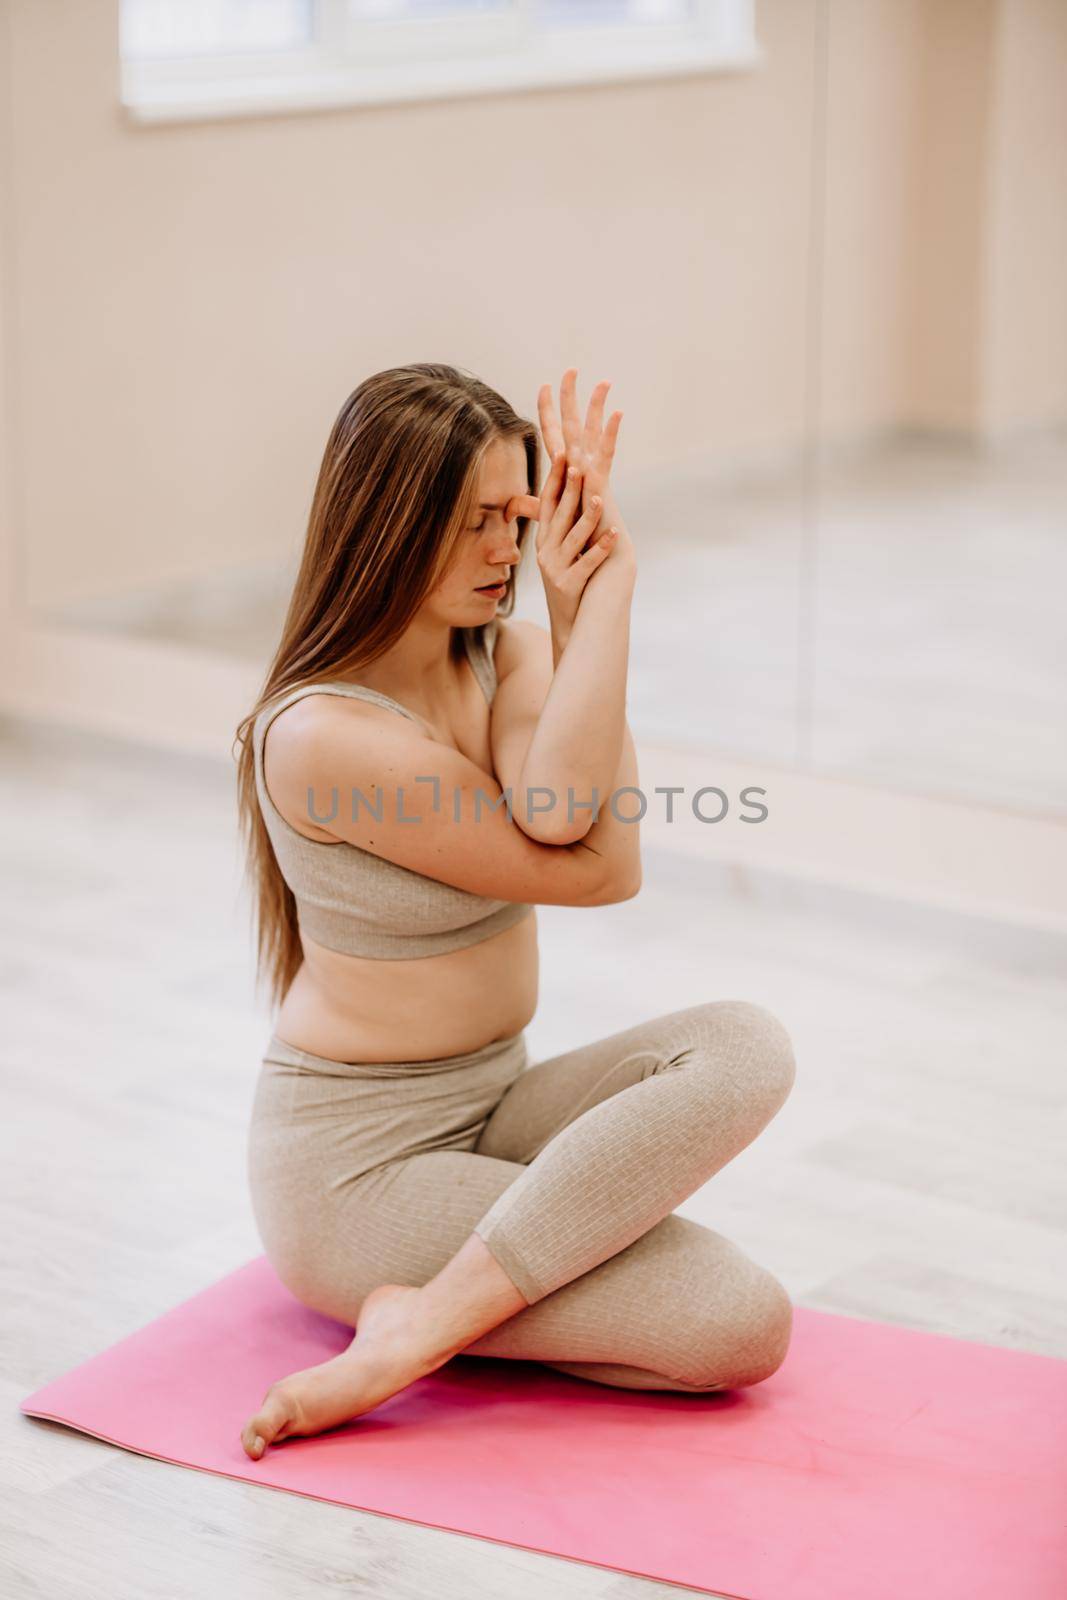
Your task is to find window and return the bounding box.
[119,0,759,124]
[121,2,315,60]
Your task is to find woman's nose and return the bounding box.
[490,526,522,561]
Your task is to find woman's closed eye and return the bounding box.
[469,496,525,532]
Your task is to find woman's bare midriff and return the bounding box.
[273,907,539,1063]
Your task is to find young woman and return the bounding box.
[233,364,796,1460]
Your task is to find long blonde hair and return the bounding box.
[233,363,539,1011]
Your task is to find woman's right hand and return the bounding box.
[535,450,620,646]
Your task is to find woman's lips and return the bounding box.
[476,581,506,594]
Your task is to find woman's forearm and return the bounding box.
[571,716,642,893]
[518,561,635,844]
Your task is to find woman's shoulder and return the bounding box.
[490,616,550,678]
[260,681,422,785]
[275,691,430,787]
[259,680,418,740]
[258,681,430,843]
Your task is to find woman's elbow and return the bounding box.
[513,810,596,848]
[590,862,643,905]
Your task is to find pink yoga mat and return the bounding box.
[21,1256,1067,1599]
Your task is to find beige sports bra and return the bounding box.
[252,620,534,960]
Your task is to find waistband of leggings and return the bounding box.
[261,1026,528,1080]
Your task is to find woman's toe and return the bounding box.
[241,1384,298,1458]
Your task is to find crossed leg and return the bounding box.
[260,1000,797,1395]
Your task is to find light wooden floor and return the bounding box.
[2,714,1065,1599]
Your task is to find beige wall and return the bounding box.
[905,0,997,433]
[820,0,925,438]
[1,0,1064,612]
[904,0,1067,438]
[1,0,17,638]
[982,0,1067,436]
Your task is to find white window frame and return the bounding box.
[119,0,760,126]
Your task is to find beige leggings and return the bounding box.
[248,999,797,1392]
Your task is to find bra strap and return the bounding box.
[313,682,421,722]
[465,621,498,706]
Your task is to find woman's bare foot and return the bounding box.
[240,1283,452,1460]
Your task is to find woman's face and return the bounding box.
[429,436,528,621]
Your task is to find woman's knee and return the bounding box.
[630,1219,795,1391]
[695,999,797,1112]
[688,1268,795,1390]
